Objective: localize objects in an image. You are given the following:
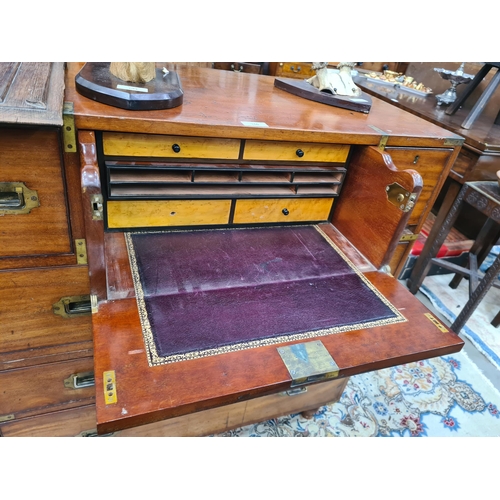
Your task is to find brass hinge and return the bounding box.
[369,125,389,150]
[424,312,449,332]
[400,232,419,242]
[103,370,117,404]
[75,239,87,265]
[63,102,77,153]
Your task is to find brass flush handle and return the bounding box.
[0,182,39,215]
[64,371,95,389]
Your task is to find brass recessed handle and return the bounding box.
[64,371,95,389]
[0,182,39,215]
[53,295,92,318]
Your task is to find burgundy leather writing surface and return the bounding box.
[127,226,404,364]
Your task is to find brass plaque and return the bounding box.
[277,341,339,386]
[424,312,449,332]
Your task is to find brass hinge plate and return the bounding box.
[277,340,339,387]
[424,313,449,332]
[386,182,417,212]
[53,295,91,318]
[369,125,389,150]
[75,239,87,265]
[63,102,77,153]
[400,232,420,242]
[103,370,117,404]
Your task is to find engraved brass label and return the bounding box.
[0,182,39,215]
[103,370,117,404]
[277,340,339,386]
[53,295,91,318]
[424,312,449,332]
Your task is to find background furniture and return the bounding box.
[408,181,500,332]
[356,63,500,238]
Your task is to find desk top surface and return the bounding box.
[66,63,462,149]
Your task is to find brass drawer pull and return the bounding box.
[64,371,95,389]
[0,182,39,215]
[53,295,92,318]
[290,65,302,73]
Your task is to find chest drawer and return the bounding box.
[243,140,350,163]
[0,266,92,360]
[233,197,334,224]
[107,199,232,228]
[0,356,95,421]
[386,147,452,226]
[102,132,241,159]
[0,128,72,258]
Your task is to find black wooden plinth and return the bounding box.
[274,77,372,113]
[75,63,183,111]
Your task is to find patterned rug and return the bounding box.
[216,349,500,437]
[419,246,500,371]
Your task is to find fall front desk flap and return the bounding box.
[125,225,405,366]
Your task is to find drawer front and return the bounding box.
[0,128,72,257]
[102,132,241,159]
[0,357,95,421]
[275,62,316,79]
[107,199,232,228]
[233,198,334,224]
[0,266,92,357]
[244,140,350,163]
[0,404,96,437]
[386,147,452,226]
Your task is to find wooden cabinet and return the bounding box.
[0,63,93,435]
[1,63,465,436]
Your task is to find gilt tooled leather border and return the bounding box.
[125,225,406,367]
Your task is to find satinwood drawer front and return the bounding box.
[233,198,334,224]
[386,147,452,226]
[0,266,92,359]
[243,140,350,163]
[274,62,316,79]
[107,199,232,228]
[102,132,241,159]
[0,128,72,257]
[0,357,95,422]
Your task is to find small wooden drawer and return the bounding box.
[0,357,95,422]
[102,132,241,160]
[107,199,232,228]
[0,266,92,360]
[243,140,350,163]
[274,62,316,79]
[386,147,452,226]
[233,198,334,224]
